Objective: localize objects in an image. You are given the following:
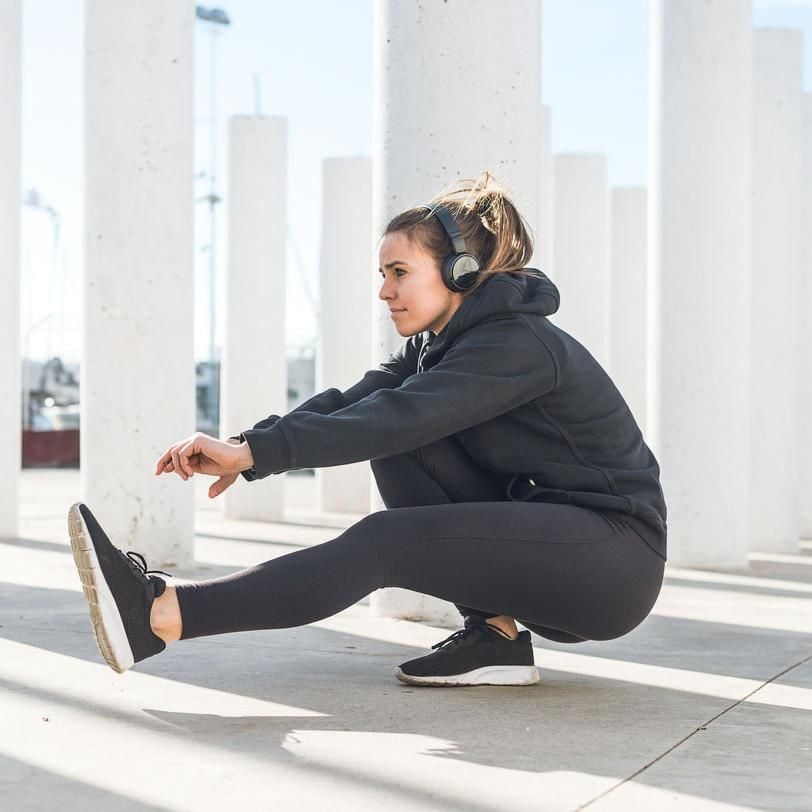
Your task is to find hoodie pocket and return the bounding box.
[506,474,570,504]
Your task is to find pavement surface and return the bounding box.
[2,469,811,811]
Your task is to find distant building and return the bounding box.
[196,344,316,436]
[20,348,316,467]
[21,357,80,467]
[22,357,80,431]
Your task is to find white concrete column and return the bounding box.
[370,0,542,624]
[0,0,21,538]
[316,157,373,516]
[750,29,804,554]
[649,0,752,568]
[551,153,611,372]
[801,92,812,541]
[610,187,648,435]
[538,104,555,278]
[83,0,195,566]
[221,116,288,521]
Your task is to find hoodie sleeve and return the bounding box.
[234,335,421,480]
[241,319,557,478]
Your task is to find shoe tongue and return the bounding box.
[150,576,167,598]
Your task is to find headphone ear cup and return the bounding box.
[446,253,481,292]
[424,202,481,292]
[441,255,459,291]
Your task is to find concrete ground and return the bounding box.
[2,469,811,812]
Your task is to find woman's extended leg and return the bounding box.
[173,499,664,643]
[152,435,515,644]
[67,491,663,676]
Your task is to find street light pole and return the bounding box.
[207,22,219,367]
[195,6,230,431]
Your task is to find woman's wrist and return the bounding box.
[234,440,255,473]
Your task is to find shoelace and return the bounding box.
[431,617,487,651]
[125,550,173,579]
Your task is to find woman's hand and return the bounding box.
[207,439,242,499]
[154,432,254,495]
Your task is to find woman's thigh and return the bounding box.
[367,500,665,642]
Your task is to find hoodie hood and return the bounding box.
[420,268,560,369]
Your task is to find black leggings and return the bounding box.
[174,435,665,643]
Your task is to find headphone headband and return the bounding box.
[422,204,466,255]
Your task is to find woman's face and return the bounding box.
[378,230,464,337]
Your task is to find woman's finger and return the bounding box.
[208,473,238,499]
[178,438,198,477]
[155,447,174,475]
[170,446,188,480]
[156,434,202,476]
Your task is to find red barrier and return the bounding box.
[22,430,80,468]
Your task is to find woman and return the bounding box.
[68,172,667,687]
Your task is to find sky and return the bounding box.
[19,0,812,364]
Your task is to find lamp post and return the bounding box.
[195,5,230,432]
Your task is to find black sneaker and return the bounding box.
[395,615,539,686]
[67,502,173,674]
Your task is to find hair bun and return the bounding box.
[474,191,503,231]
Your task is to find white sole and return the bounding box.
[395,665,540,687]
[68,503,135,674]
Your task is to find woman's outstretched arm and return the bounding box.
[242,319,557,478]
[154,335,426,493]
[229,334,424,480]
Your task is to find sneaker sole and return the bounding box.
[395,665,539,687]
[68,503,135,674]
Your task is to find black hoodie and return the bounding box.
[238,270,668,561]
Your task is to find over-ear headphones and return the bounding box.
[420,203,482,292]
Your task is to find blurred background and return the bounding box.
[19,0,810,468]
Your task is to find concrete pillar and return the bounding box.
[220,116,288,521]
[0,0,21,538]
[551,154,611,372]
[538,105,555,279]
[802,92,812,541]
[83,0,195,566]
[610,187,648,435]
[750,29,804,554]
[370,0,542,624]
[649,0,752,568]
[316,157,373,516]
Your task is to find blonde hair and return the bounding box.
[383,171,536,296]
